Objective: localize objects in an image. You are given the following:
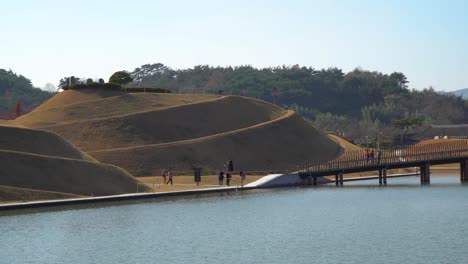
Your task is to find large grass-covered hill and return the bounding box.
[14,89,343,176]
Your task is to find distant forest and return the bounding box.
[128,63,468,145]
[2,64,467,146]
[0,69,55,119]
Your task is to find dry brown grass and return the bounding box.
[0,149,150,196]
[32,89,123,111]
[0,185,85,204]
[31,96,286,151]
[90,111,341,176]
[328,134,362,152]
[0,122,150,202]
[137,175,264,192]
[17,91,341,177]
[0,125,95,161]
[16,92,221,128]
[10,90,343,199]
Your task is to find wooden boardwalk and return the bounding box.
[299,139,468,185]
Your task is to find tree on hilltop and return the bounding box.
[392,116,425,146]
[109,71,133,85]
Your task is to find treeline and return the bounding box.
[128,63,468,145]
[0,69,55,119]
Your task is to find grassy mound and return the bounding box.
[0,124,149,202]
[90,111,341,176]
[16,92,221,127]
[0,150,148,196]
[0,125,95,161]
[31,96,285,151]
[16,90,343,177]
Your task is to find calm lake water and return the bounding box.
[1,173,468,264]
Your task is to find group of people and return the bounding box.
[160,169,174,185]
[365,149,383,164]
[218,170,246,187]
[159,159,247,187]
[218,160,246,187]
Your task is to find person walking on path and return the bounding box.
[225,171,232,186]
[377,150,382,164]
[218,171,225,186]
[161,168,167,184]
[370,149,375,164]
[227,160,234,172]
[365,150,370,164]
[240,171,246,188]
[167,170,174,185]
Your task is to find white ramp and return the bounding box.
[245,174,284,187]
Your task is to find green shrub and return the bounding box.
[62,83,122,91]
[109,71,133,85]
[123,87,172,93]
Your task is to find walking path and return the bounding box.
[0,172,428,211]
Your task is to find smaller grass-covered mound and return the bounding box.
[0,125,95,161]
[90,111,341,176]
[0,150,149,196]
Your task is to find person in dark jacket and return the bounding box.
[227,160,234,172]
[225,171,232,186]
[218,171,225,186]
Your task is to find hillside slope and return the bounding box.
[16,92,221,127]
[90,111,341,176]
[16,89,342,177]
[0,125,95,161]
[39,96,285,151]
[0,150,146,196]
[0,185,84,204]
[0,124,149,201]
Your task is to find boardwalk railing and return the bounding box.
[299,139,468,174]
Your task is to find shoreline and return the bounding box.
[0,170,459,211]
[0,185,258,211]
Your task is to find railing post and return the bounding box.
[461,160,468,183]
[383,167,387,185]
[378,169,383,185]
[420,163,430,184]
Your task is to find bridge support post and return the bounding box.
[383,167,387,185]
[420,164,430,184]
[378,169,383,185]
[313,176,317,186]
[335,173,339,186]
[339,172,344,186]
[460,160,468,182]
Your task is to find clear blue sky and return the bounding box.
[1,0,467,91]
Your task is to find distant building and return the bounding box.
[421,124,468,138]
